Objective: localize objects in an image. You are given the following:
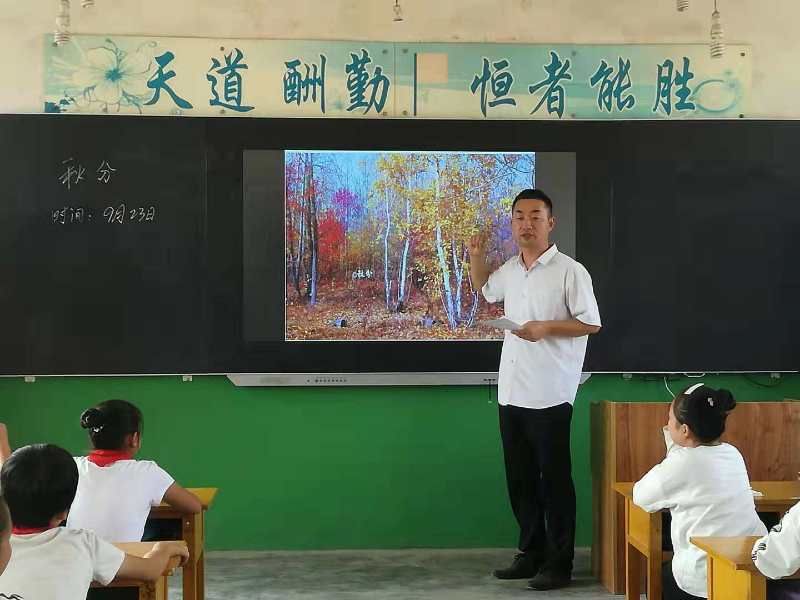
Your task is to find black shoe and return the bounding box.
[493,553,542,579]
[527,570,571,590]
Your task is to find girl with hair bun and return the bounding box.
[67,399,202,542]
[633,384,767,600]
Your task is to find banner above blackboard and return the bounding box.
[44,36,751,120]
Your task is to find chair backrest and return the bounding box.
[612,401,800,481]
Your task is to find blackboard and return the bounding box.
[1,115,798,374]
[0,116,207,373]
[584,149,800,371]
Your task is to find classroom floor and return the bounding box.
[168,548,621,599]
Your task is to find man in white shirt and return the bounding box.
[469,188,601,591]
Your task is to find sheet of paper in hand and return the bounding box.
[482,317,522,331]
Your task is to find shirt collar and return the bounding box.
[87,449,134,467]
[12,526,52,535]
[517,243,558,269]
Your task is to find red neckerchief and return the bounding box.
[11,526,51,535]
[87,449,133,467]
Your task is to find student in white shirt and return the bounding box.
[66,399,202,542]
[633,384,767,600]
[0,443,188,600]
[0,426,12,577]
[468,189,601,591]
[0,495,12,577]
[752,499,800,600]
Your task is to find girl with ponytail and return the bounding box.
[633,384,767,600]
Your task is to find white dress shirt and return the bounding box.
[482,244,601,409]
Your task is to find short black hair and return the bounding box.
[0,496,9,536]
[80,399,143,450]
[673,385,737,443]
[0,444,78,528]
[512,188,553,215]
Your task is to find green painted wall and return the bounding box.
[0,373,797,550]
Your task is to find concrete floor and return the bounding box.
[168,548,623,600]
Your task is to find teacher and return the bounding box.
[468,188,601,591]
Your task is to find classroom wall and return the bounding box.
[2,0,800,117]
[1,374,798,551]
[2,0,800,551]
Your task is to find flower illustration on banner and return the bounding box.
[49,39,159,113]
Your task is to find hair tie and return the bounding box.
[685,383,705,395]
[707,397,714,407]
[91,425,104,434]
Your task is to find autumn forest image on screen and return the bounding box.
[285,151,535,341]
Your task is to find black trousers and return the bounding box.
[662,561,704,600]
[87,589,138,599]
[769,580,800,600]
[141,516,183,541]
[498,402,575,574]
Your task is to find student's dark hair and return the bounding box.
[511,188,553,215]
[673,384,737,443]
[0,444,78,528]
[0,496,9,536]
[79,399,143,450]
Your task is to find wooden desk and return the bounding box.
[149,487,218,600]
[592,401,800,593]
[691,536,800,600]
[614,481,800,600]
[91,541,187,600]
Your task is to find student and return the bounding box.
[633,383,767,600]
[0,426,10,577]
[67,399,202,542]
[752,500,800,600]
[0,496,12,577]
[0,443,188,599]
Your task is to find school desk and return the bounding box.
[91,540,187,600]
[614,481,800,600]
[690,536,800,600]
[150,487,218,600]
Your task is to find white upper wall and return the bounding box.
[2,0,798,117]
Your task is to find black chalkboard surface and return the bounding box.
[582,152,800,372]
[1,115,798,375]
[0,116,207,373]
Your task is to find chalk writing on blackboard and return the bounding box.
[58,158,117,189]
[59,158,86,190]
[103,204,157,224]
[52,206,93,224]
[96,160,116,184]
[50,205,156,225]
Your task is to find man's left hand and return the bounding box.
[513,321,550,342]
